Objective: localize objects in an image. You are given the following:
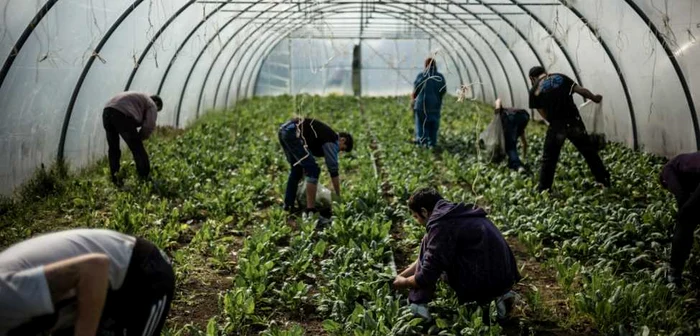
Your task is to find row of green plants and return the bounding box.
[2,95,698,335]
[366,96,699,335]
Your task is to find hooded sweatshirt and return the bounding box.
[413,200,521,304]
[661,152,700,205]
[413,64,447,114]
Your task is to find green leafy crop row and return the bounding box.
[1,95,697,335]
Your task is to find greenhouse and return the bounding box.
[0,0,699,335]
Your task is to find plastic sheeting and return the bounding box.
[1,0,699,195]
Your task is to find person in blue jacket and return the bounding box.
[412,58,447,147]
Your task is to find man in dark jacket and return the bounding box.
[393,188,520,323]
[278,117,353,214]
[660,151,700,287]
[412,58,447,147]
[528,66,610,191]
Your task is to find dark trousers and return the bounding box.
[502,112,530,170]
[415,110,440,147]
[278,121,320,209]
[671,191,700,277]
[101,238,175,336]
[102,108,150,180]
[538,118,610,191]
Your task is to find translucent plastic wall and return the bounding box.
[1,0,700,195]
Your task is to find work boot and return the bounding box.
[111,174,124,188]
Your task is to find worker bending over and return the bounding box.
[528,66,610,191]
[102,91,163,186]
[660,151,700,288]
[393,188,521,324]
[0,229,174,336]
[278,117,353,214]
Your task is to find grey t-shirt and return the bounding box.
[105,91,158,139]
[0,229,136,335]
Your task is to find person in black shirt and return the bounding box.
[528,66,610,191]
[278,117,354,214]
[660,152,700,287]
[495,98,529,172]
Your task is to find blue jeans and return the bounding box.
[278,121,320,209]
[501,112,529,170]
[415,110,440,147]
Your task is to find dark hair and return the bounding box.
[528,66,546,78]
[424,57,437,70]
[339,132,353,152]
[408,187,443,216]
[150,95,163,111]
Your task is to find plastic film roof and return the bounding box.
[0,0,699,195]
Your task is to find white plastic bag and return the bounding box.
[478,114,506,162]
[578,100,606,150]
[296,181,333,210]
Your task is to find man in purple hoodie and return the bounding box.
[660,151,700,287]
[393,188,521,323]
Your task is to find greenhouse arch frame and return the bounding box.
[0,0,699,195]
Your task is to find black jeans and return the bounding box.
[671,189,700,277]
[102,108,150,180]
[502,112,530,170]
[538,117,610,191]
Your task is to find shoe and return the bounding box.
[111,175,124,188]
[408,303,431,321]
[667,267,683,289]
[496,291,516,322]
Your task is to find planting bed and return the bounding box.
[1,96,698,335]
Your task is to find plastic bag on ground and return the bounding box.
[296,181,333,214]
[579,100,606,150]
[478,114,506,162]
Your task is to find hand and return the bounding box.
[592,94,603,104]
[495,98,502,109]
[393,275,408,289]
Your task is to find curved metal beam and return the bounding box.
[124,0,197,91]
[0,0,59,91]
[230,2,504,104]
[623,0,699,149]
[58,0,146,160]
[238,8,484,101]
[243,11,470,100]
[222,2,501,107]
[155,1,231,95]
[174,2,278,126]
[229,8,480,105]
[213,4,489,109]
[559,2,639,149]
[247,17,469,99]
[427,2,516,106]
[506,1,584,87]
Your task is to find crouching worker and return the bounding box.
[393,188,521,324]
[0,229,174,336]
[103,92,163,186]
[495,98,530,172]
[278,117,353,215]
[660,151,700,288]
